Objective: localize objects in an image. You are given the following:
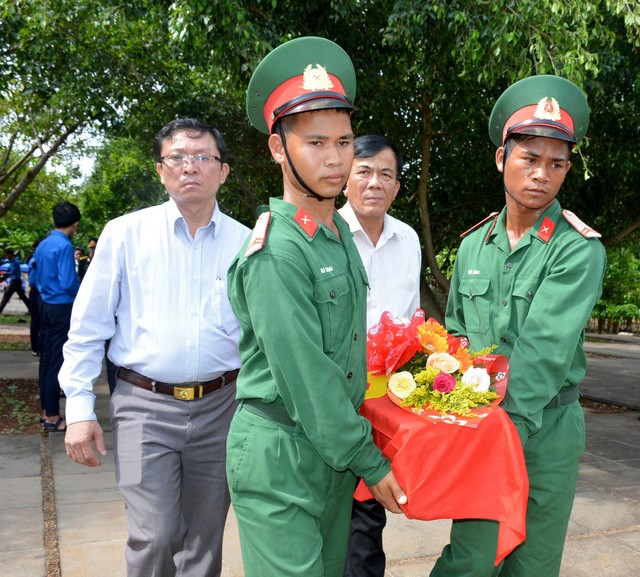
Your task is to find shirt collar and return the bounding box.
[339,201,404,242]
[338,201,362,233]
[166,198,219,237]
[487,199,561,246]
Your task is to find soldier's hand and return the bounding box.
[370,471,407,514]
[65,420,107,467]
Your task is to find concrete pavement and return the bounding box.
[1,304,639,575]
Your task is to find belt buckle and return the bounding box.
[174,386,200,401]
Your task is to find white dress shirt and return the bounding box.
[59,200,250,424]
[339,202,421,329]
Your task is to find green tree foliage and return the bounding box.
[574,23,640,244]
[354,0,636,316]
[1,0,639,321]
[0,167,72,257]
[0,0,172,218]
[600,243,640,306]
[162,0,640,318]
[78,137,166,237]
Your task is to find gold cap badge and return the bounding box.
[302,64,334,91]
[533,97,562,122]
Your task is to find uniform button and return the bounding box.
[500,337,507,343]
[330,290,337,299]
[527,291,534,298]
[502,300,508,307]
[354,333,359,341]
[347,372,353,379]
[506,262,513,269]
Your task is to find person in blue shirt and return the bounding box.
[27,240,42,355]
[0,249,30,314]
[35,202,81,432]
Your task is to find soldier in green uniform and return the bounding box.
[431,76,606,577]
[226,37,406,577]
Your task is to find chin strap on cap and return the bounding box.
[277,121,327,202]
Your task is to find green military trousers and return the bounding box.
[430,401,585,577]
[226,402,357,577]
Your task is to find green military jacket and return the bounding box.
[446,200,606,437]
[228,197,390,487]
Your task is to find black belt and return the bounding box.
[117,367,239,401]
[543,384,580,411]
[241,399,297,427]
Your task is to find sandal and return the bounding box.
[43,417,67,432]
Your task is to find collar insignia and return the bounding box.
[534,97,562,122]
[302,64,334,91]
[294,207,318,237]
[537,217,556,243]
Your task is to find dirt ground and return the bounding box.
[0,378,42,435]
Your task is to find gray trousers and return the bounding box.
[111,377,237,577]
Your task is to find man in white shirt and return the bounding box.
[339,134,422,577]
[59,118,250,577]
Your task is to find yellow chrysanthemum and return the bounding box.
[422,319,449,338]
[417,327,448,355]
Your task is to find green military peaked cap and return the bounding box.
[246,36,356,135]
[489,75,590,147]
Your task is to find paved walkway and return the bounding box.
[1,300,639,576]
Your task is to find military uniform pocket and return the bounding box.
[511,277,539,319]
[458,276,491,334]
[314,274,350,353]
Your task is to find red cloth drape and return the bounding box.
[355,395,529,565]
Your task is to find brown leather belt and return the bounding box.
[116,367,239,401]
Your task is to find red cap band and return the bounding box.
[263,73,347,133]
[503,103,575,144]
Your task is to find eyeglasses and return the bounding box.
[160,154,223,167]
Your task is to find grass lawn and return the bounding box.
[0,314,30,325]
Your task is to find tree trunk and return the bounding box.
[0,120,83,219]
[416,89,451,304]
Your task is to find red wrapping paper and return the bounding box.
[356,395,528,565]
[368,309,426,376]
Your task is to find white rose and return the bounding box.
[388,371,417,399]
[461,367,491,392]
[426,352,461,374]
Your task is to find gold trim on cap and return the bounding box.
[302,64,334,91]
[534,97,562,122]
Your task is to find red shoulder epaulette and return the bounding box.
[460,212,499,239]
[245,211,272,256]
[561,210,601,238]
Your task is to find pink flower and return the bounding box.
[433,372,456,394]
